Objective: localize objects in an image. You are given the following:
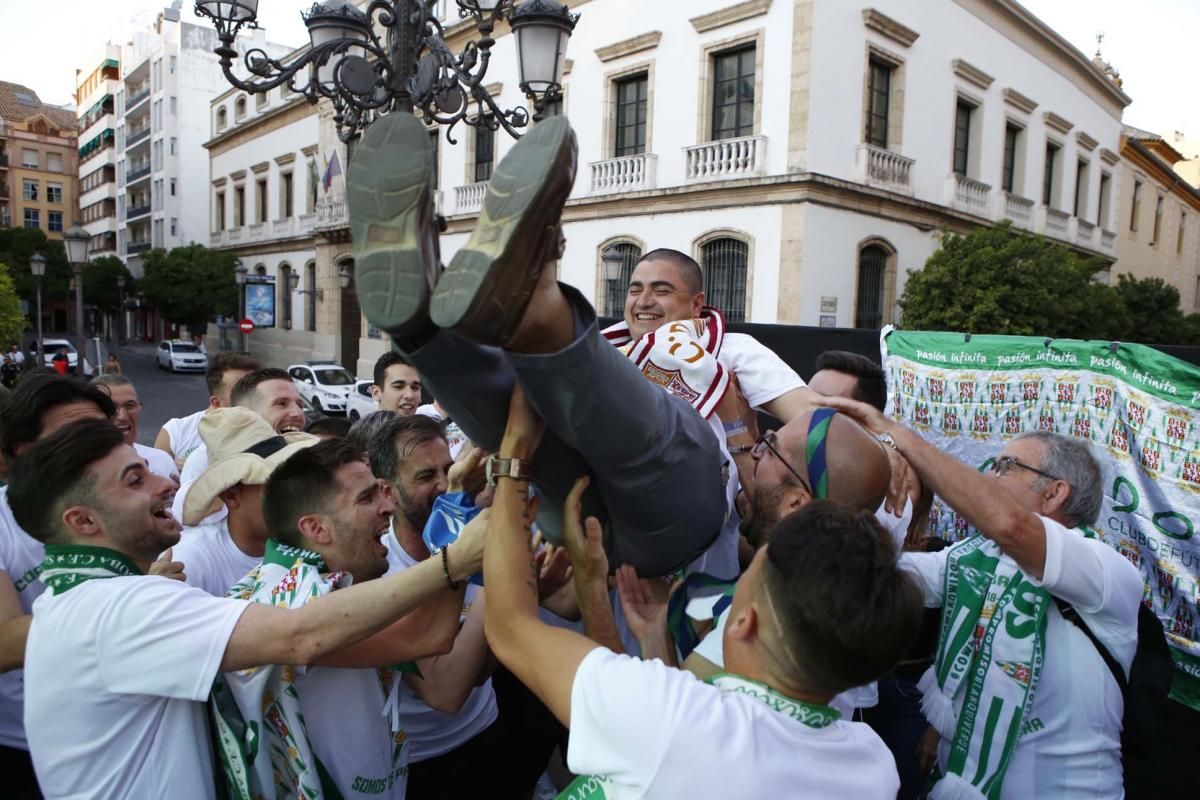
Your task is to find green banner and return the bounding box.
[882,329,1200,710]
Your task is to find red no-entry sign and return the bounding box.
[239,318,255,334]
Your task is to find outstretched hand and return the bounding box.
[448,446,487,495]
[150,548,186,582]
[615,565,674,643]
[562,475,608,587]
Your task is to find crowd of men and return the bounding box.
[0,114,1147,800]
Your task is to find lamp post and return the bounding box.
[29,252,45,367]
[63,224,91,374]
[601,246,626,317]
[234,260,249,348]
[116,275,126,346]
[338,262,353,290]
[194,0,578,143]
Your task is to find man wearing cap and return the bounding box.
[170,407,318,597]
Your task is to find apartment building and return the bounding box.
[0,82,78,240]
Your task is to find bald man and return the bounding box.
[678,408,895,719]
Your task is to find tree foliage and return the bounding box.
[0,263,31,348]
[899,223,1196,345]
[141,245,238,329]
[82,256,136,316]
[0,227,75,307]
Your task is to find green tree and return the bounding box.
[898,222,1125,339]
[1111,275,1186,345]
[141,245,238,329]
[0,263,31,347]
[0,227,74,307]
[81,256,136,316]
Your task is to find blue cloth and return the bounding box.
[422,492,484,585]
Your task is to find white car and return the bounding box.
[346,379,379,421]
[41,339,84,374]
[288,362,356,416]
[156,340,208,373]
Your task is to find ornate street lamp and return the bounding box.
[29,252,45,366]
[338,262,353,289]
[195,0,578,143]
[64,224,91,370]
[601,246,624,284]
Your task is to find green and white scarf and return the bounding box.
[39,544,141,594]
[919,535,1051,800]
[210,539,356,800]
[555,673,840,799]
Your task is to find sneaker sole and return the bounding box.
[431,117,577,344]
[347,113,438,340]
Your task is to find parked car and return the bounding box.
[346,379,379,421]
[40,339,83,374]
[156,340,208,373]
[288,361,356,416]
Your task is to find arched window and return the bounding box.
[234,96,247,120]
[305,261,317,332]
[278,264,292,329]
[700,237,749,322]
[855,243,891,329]
[216,107,227,131]
[600,241,643,318]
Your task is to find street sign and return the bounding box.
[239,318,255,334]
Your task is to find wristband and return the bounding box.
[728,445,753,455]
[439,545,461,590]
[722,420,748,438]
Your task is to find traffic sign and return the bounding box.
[239,318,255,334]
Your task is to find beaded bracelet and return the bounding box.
[440,545,460,590]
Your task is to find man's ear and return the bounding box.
[725,601,759,645]
[370,385,382,402]
[691,291,706,317]
[219,485,242,510]
[1042,480,1071,518]
[62,505,103,540]
[298,513,332,546]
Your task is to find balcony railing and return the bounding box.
[949,173,991,216]
[126,89,151,111]
[590,153,658,195]
[1076,219,1095,248]
[1043,207,1070,239]
[1000,192,1034,228]
[126,127,150,147]
[316,197,348,230]
[454,181,489,214]
[126,204,151,220]
[126,166,151,183]
[127,241,151,254]
[685,135,767,183]
[855,143,914,194]
[1100,229,1116,255]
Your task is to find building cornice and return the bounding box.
[689,0,773,34]
[595,32,662,62]
[861,8,920,48]
[1002,87,1037,114]
[1075,131,1098,152]
[1044,111,1073,135]
[952,59,994,90]
[1100,147,1120,167]
[1122,138,1200,212]
[275,152,297,166]
[250,160,270,174]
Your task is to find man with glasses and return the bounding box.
[819,396,1141,800]
[92,375,178,482]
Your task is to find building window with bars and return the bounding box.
[1002,124,1021,194]
[952,99,974,176]
[1130,179,1142,232]
[1153,195,1164,244]
[305,262,317,331]
[711,46,755,141]
[1073,160,1089,220]
[601,242,642,318]
[1042,142,1060,208]
[701,237,749,322]
[279,266,293,329]
[855,244,890,329]
[474,119,495,183]
[281,172,294,218]
[865,58,892,148]
[614,74,647,157]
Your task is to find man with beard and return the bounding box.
[9,422,489,800]
[153,352,260,467]
[92,375,178,482]
[172,367,308,525]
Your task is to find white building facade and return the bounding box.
[76,45,122,259]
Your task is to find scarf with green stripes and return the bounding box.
[39,544,141,594]
[919,535,1050,800]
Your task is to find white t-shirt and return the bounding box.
[170,520,262,597]
[900,517,1142,800]
[567,648,899,799]
[25,576,249,799]
[383,529,499,762]
[135,442,179,482]
[162,409,206,465]
[0,487,45,749]
[171,444,227,527]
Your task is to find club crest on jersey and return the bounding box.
[641,361,701,405]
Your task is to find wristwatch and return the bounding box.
[486,454,536,486]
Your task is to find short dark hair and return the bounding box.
[638,248,703,295]
[347,410,396,454]
[205,352,261,398]
[230,367,293,408]
[813,350,887,412]
[8,419,126,544]
[368,414,446,483]
[373,351,415,389]
[761,501,922,693]
[305,415,352,438]
[263,438,367,548]
[0,371,116,459]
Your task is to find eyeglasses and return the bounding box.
[751,431,814,497]
[990,455,1059,483]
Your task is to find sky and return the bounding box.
[0,0,1195,142]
